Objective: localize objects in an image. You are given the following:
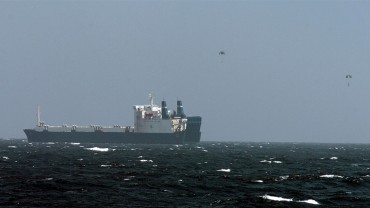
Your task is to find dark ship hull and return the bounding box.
[24,116,201,144]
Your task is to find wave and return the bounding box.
[261,194,320,205]
[140,159,153,163]
[85,147,110,152]
[261,194,293,202]
[320,174,343,178]
[216,169,231,172]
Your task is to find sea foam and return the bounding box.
[261,194,293,202]
[298,199,320,205]
[216,169,231,172]
[261,195,319,205]
[140,159,153,163]
[320,174,343,178]
[85,147,110,152]
[252,180,263,183]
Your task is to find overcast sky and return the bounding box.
[1,0,370,143]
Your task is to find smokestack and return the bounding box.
[176,100,186,118]
[161,101,170,119]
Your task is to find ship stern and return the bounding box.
[184,116,202,143]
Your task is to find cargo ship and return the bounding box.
[24,94,201,144]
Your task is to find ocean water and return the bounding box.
[1,139,370,207]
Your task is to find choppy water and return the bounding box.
[1,139,370,207]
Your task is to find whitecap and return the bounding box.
[85,147,109,152]
[260,160,272,163]
[216,169,231,172]
[2,156,9,160]
[124,176,135,181]
[140,159,153,163]
[279,175,289,180]
[203,150,208,152]
[163,189,173,193]
[330,157,338,160]
[298,199,320,205]
[138,156,143,158]
[46,142,55,144]
[101,164,112,167]
[273,161,282,164]
[43,178,53,181]
[320,174,343,178]
[261,194,293,202]
[252,180,263,183]
[77,158,83,161]
[8,146,17,148]
[70,143,80,145]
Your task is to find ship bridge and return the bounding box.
[133,94,187,133]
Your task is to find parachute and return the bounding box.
[346,74,352,86]
[218,51,225,63]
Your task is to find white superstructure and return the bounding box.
[133,94,187,133]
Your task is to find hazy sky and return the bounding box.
[1,0,370,143]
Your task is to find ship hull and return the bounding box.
[24,116,201,144]
[24,130,201,144]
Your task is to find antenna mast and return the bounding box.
[149,93,154,107]
[36,105,41,127]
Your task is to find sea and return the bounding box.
[1,139,369,207]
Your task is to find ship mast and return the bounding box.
[36,105,41,127]
[149,93,154,108]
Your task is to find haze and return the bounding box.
[1,1,370,143]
